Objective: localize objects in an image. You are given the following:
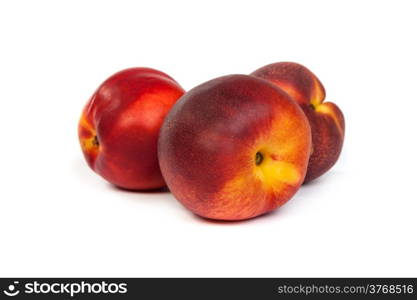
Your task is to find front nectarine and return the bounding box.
[158,75,311,221]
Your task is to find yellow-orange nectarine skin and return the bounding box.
[251,62,345,182]
[158,75,311,221]
[79,68,185,190]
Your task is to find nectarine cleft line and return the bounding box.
[79,62,345,221]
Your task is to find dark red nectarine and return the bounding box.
[251,62,345,182]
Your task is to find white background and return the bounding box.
[1,0,416,277]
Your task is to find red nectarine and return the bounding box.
[78,67,185,190]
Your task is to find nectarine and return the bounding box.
[251,62,345,182]
[78,68,185,190]
[158,75,311,220]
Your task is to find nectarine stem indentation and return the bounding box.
[255,152,263,165]
[92,135,99,147]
